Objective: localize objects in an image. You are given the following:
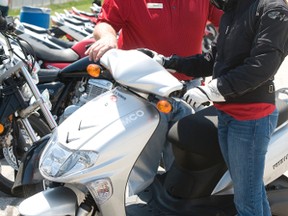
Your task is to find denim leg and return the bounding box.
[217,114,230,169]
[162,98,195,170]
[185,77,203,90]
[162,78,202,170]
[217,110,278,216]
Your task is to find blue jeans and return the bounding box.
[162,78,204,170]
[217,109,278,216]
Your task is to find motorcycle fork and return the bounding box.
[19,64,57,130]
[11,117,30,160]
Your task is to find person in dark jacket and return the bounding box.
[143,0,288,215]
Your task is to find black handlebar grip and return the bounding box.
[0,13,7,31]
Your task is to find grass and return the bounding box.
[8,0,94,17]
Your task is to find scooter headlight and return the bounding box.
[40,130,98,178]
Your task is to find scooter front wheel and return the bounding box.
[0,114,51,197]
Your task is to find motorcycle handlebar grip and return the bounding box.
[0,14,7,31]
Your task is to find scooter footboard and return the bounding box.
[18,187,77,216]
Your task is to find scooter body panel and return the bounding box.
[264,123,288,184]
[48,86,159,156]
[37,86,160,215]
[18,187,78,216]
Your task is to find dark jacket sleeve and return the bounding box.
[163,44,216,78]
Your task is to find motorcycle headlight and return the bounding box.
[40,130,99,178]
[21,83,33,101]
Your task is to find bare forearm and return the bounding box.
[85,22,118,61]
[93,22,117,41]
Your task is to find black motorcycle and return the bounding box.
[36,56,114,124]
[0,15,113,197]
[0,16,57,196]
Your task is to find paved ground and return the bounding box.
[0,160,23,216]
[0,192,22,216]
[0,57,287,216]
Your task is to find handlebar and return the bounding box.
[0,15,7,31]
[0,15,15,33]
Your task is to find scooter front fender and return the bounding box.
[12,135,51,196]
[18,186,77,216]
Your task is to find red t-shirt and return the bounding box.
[97,0,223,81]
[214,103,276,121]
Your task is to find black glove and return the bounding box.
[137,48,180,72]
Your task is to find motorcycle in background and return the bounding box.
[64,9,97,26]
[90,3,102,15]
[0,16,57,196]
[11,17,113,125]
[17,49,288,215]
[70,6,99,24]
[202,22,218,53]
[13,18,95,70]
[0,18,112,196]
[36,56,114,124]
[50,12,93,42]
[16,21,76,49]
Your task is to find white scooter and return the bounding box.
[17,49,288,216]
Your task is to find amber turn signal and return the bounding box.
[0,124,4,134]
[87,64,101,77]
[156,100,173,114]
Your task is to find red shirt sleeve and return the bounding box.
[96,0,131,33]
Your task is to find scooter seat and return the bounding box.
[22,22,48,34]
[79,11,96,17]
[63,17,84,26]
[71,14,92,23]
[168,106,224,170]
[47,36,75,49]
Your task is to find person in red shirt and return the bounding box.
[85,0,223,82]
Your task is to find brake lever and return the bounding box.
[201,101,211,106]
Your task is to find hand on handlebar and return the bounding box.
[137,48,166,65]
[183,79,225,108]
[137,48,179,73]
